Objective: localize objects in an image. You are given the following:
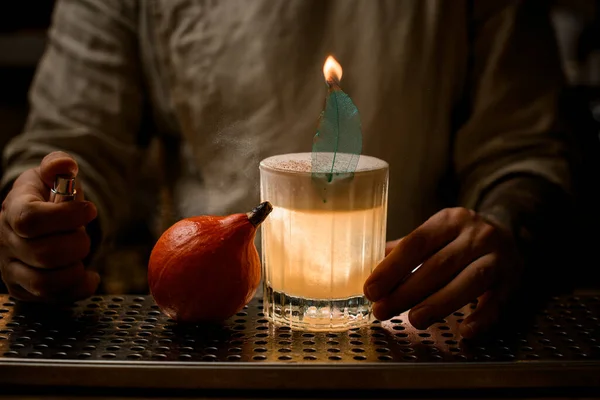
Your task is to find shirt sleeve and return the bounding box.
[455,1,581,284]
[455,0,574,211]
[1,0,146,249]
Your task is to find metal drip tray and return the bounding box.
[0,293,599,392]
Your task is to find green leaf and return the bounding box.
[312,88,362,182]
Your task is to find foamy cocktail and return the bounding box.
[260,152,389,331]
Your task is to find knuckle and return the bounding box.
[408,230,429,254]
[473,222,498,249]
[437,208,454,224]
[451,207,472,222]
[438,207,471,229]
[479,222,497,240]
[473,262,496,288]
[435,251,454,271]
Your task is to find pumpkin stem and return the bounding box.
[247,201,273,227]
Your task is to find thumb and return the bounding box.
[38,152,79,189]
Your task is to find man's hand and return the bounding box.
[364,207,523,339]
[0,152,99,302]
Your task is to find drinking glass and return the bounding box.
[259,152,388,331]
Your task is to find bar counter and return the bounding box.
[0,291,599,399]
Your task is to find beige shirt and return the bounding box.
[1,0,572,248]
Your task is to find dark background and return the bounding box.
[1,1,600,293]
[3,0,600,181]
[0,1,55,177]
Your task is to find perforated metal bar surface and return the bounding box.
[0,294,599,391]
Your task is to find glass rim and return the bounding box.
[259,152,389,176]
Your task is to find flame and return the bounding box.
[323,55,343,84]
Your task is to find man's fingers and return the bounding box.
[407,253,498,329]
[372,234,487,321]
[38,151,79,189]
[9,154,84,203]
[385,238,403,256]
[3,283,40,302]
[459,285,512,339]
[7,227,92,268]
[2,261,99,302]
[3,196,96,238]
[364,208,469,302]
[69,270,100,300]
